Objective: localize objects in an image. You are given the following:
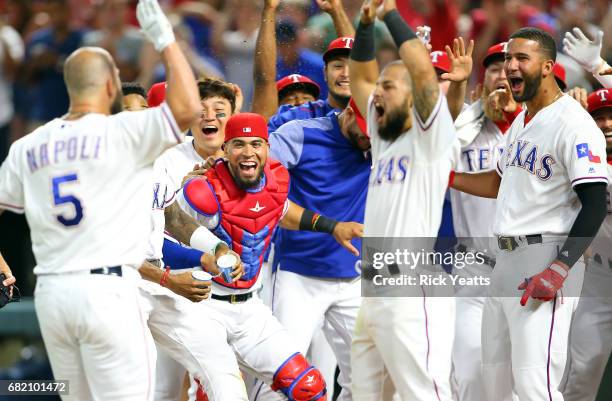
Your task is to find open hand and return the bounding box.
[441,37,474,83]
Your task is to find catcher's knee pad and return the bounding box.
[271,352,327,401]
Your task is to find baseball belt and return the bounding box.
[211,292,253,304]
[456,244,496,268]
[497,234,543,251]
[90,266,122,276]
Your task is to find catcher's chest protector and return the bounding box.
[207,160,289,289]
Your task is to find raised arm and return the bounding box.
[316,0,356,38]
[441,37,474,121]
[563,28,612,89]
[251,0,280,119]
[137,0,200,131]
[378,0,439,122]
[348,0,380,116]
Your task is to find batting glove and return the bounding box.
[518,262,568,306]
[563,27,605,74]
[136,0,175,53]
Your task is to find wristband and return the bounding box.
[351,21,376,62]
[382,10,417,48]
[160,267,171,287]
[299,210,339,234]
[190,226,223,255]
[448,170,456,188]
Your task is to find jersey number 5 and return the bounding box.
[52,174,83,227]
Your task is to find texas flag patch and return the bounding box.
[576,143,601,163]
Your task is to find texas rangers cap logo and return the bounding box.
[341,37,354,48]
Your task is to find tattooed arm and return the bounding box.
[164,201,200,244]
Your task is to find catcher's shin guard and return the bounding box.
[271,353,327,401]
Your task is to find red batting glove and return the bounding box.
[518,262,568,306]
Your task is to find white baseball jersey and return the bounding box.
[0,103,182,274]
[145,159,178,260]
[590,164,612,263]
[451,100,506,253]
[364,93,459,237]
[494,95,608,236]
[155,136,203,193]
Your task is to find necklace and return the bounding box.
[552,91,564,103]
[526,91,564,119]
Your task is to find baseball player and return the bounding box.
[144,77,245,401]
[348,0,459,399]
[156,77,237,191]
[450,41,522,401]
[451,27,608,401]
[122,81,149,111]
[560,92,612,401]
[179,112,363,401]
[251,0,353,121]
[0,0,201,399]
[267,36,354,131]
[248,99,371,401]
[276,74,321,107]
[117,81,250,401]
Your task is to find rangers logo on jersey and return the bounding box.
[370,156,410,185]
[504,140,555,180]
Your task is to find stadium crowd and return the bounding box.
[0,0,610,162]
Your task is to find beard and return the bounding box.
[111,92,124,115]
[511,70,541,103]
[605,133,612,156]
[379,99,409,142]
[329,87,351,108]
[230,163,265,190]
[481,86,505,122]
